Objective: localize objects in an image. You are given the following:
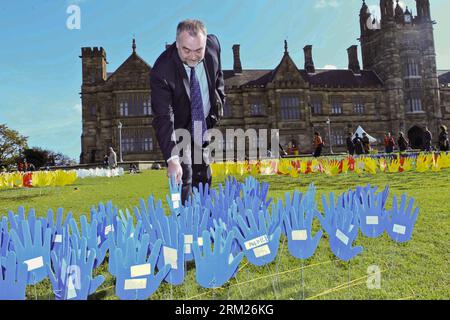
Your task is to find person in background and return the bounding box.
[362,132,371,154]
[346,132,355,156]
[384,132,395,153]
[398,132,409,152]
[438,125,449,152]
[108,147,118,169]
[103,154,109,168]
[423,126,433,152]
[353,133,364,155]
[313,132,323,158]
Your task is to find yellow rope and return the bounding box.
[306,268,388,300]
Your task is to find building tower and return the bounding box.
[358,0,440,146]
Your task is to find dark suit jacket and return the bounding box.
[151,34,226,162]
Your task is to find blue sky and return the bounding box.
[0,0,449,161]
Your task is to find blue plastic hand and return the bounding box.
[0,251,28,300]
[167,175,183,215]
[192,182,211,208]
[47,236,104,300]
[45,207,73,253]
[154,214,185,285]
[268,199,287,235]
[176,205,209,262]
[115,237,170,300]
[7,207,39,251]
[69,215,108,268]
[139,197,166,245]
[327,200,363,261]
[242,176,272,209]
[316,192,337,234]
[108,215,143,276]
[0,217,11,257]
[192,227,243,288]
[356,188,387,238]
[284,205,323,260]
[91,201,118,247]
[207,183,237,230]
[233,209,281,266]
[385,194,419,243]
[9,219,52,284]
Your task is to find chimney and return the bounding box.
[232,44,242,74]
[303,45,315,74]
[347,45,361,74]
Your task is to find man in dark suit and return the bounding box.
[151,19,225,203]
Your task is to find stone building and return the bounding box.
[80,0,450,164]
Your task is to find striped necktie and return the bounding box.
[190,66,207,146]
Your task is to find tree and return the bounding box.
[23,147,76,168]
[23,147,49,169]
[0,124,28,167]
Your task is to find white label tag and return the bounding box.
[173,201,180,209]
[130,263,151,277]
[171,193,181,202]
[197,237,203,246]
[228,253,234,264]
[291,230,308,241]
[184,234,193,244]
[124,278,147,290]
[130,232,134,238]
[66,276,77,299]
[244,235,269,250]
[97,236,101,245]
[104,225,114,235]
[253,245,271,258]
[336,229,349,246]
[24,256,44,271]
[184,243,191,254]
[393,224,406,235]
[163,246,178,270]
[54,234,62,243]
[366,216,379,225]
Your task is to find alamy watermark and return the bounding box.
[66,5,81,30]
[171,121,281,164]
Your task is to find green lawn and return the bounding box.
[1,168,449,300]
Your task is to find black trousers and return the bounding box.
[180,142,212,204]
[313,145,322,158]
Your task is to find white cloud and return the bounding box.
[73,103,82,114]
[368,5,381,20]
[315,0,339,9]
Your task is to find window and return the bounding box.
[89,106,96,118]
[143,137,153,151]
[118,93,151,117]
[404,59,420,77]
[119,102,128,116]
[143,98,152,116]
[310,96,323,115]
[122,137,134,152]
[331,97,343,114]
[223,101,233,118]
[406,94,423,112]
[331,129,345,146]
[353,98,365,114]
[249,97,265,116]
[280,95,300,120]
[121,128,153,153]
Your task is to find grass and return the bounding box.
[1,168,449,300]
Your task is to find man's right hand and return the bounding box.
[167,158,183,184]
